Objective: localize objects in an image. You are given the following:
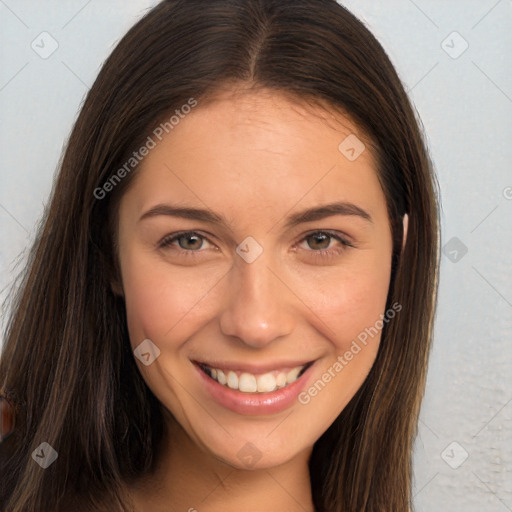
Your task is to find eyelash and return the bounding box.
[157,230,354,260]
[299,231,355,259]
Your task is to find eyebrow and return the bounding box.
[283,202,372,228]
[139,201,373,227]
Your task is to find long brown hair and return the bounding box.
[0,1,440,510]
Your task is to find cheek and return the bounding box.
[296,257,392,352]
[120,248,224,348]
[295,263,392,426]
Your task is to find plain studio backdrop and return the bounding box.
[0,1,511,510]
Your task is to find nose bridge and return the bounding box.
[219,247,295,347]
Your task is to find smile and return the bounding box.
[193,358,316,415]
[198,362,312,393]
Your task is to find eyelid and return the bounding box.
[295,229,354,247]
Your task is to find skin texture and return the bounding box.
[116,88,395,512]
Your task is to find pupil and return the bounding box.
[179,235,202,250]
[309,233,330,250]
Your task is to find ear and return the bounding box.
[401,213,409,253]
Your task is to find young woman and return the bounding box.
[0,0,440,510]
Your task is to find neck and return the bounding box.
[129,412,315,512]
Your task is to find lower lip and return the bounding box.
[193,362,315,415]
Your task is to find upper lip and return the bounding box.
[193,359,315,374]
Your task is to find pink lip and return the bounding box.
[193,361,315,415]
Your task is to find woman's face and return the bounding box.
[116,89,394,469]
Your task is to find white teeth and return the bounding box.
[201,363,308,393]
[227,371,238,390]
[286,367,301,384]
[276,372,287,389]
[257,373,277,392]
[217,369,227,385]
[239,373,258,392]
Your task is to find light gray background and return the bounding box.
[1,1,511,510]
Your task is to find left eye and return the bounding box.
[297,231,353,255]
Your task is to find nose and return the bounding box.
[219,253,296,349]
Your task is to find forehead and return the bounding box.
[121,89,387,228]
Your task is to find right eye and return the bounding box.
[158,231,218,256]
